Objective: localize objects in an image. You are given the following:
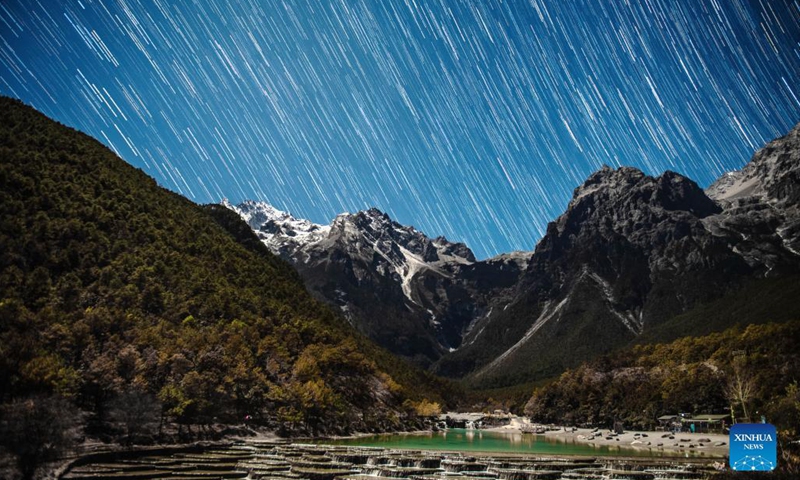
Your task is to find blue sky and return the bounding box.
[2,1,799,259]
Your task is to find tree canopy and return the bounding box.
[0,97,451,443]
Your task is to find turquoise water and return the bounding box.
[323,429,703,457]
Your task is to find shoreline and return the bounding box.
[482,422,729,458]
[316,426,728,460]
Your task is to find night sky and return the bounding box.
[2,1,799,259]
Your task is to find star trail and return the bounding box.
[2,1,799,259]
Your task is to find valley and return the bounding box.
[2,0,800,477]
[224,123,800,389]
[1,99,799,477]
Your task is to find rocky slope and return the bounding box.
[224,201,529,367]
[704,123,800,270]
[230,123,800,387]
[437,124,800,387]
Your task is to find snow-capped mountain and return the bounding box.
[224,201,528,366]
[227,122,800,385]
[221,199,330,259]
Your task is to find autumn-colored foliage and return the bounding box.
[525,320,800,437]
[0,97,449,444]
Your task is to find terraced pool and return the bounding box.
[62,440,718,480]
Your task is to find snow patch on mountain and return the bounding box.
[398,244,444,305]
[224,200,478,307]
[222,199,330,254]
[706,122,800,204]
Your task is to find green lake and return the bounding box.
[322,429,705,457]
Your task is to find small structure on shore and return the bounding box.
[657,413,729,433]
[657,414,680,431]
[680,413,729,433]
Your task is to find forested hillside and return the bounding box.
[0,97,447,442]
[525,320,800,438]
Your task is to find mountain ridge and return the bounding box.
[440,131,800,386]
[229,122,800,387]
[224,199,526,366]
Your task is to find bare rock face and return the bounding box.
[435,125,800,387]
[228,123,800,385]
[704,123,800,270]
[706,124,800,205]
[224,201,526,367]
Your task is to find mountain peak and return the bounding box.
[333,208,476,264]
[365,206,388,217]
[223,200,330,259]
[568,166,717,217]
[571,166,644,201]
[226,200,477,268]
[349,207,397,232]
[225,197,492,364]
[653,170,721,217]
